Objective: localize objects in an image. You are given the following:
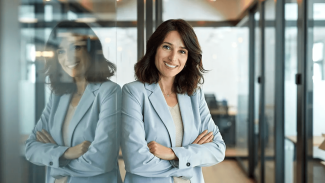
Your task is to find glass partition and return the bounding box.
[19,1,118,182]
[284,0,298,182]
[308,0,325,182]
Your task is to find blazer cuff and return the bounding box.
[171,147,192,169]
[50,168,67,179]
[48,146,70,168]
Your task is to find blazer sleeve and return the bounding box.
[171,88,226,169]
[120,84,193,179]
[25,94,70,168]
[50,83,122,178]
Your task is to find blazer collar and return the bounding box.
[52,83,100,146]
[144,82,159,92]
[67,83,100,146]
[146,82,176,147]
[146,82,195,147]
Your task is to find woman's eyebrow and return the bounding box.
[163,42,173,46]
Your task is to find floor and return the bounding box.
[118,159,255,183]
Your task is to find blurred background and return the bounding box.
[0,0,324,183]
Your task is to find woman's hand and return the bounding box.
[192,130,214,144]
[36,129,57,145]
[148,141,178,161]
[63,141,91,160]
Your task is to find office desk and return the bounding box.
[286,135,324,146]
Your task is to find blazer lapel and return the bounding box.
[177,93,195,146]
[67,83,100,146]
[52,94,72,146]
[146,83,176,147]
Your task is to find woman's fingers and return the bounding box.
[42,129,57,145]
[36,133,45,143]
[37,131,50,143]
[203,134,214,144]
[197,132,213,144]
[192,130,208,144]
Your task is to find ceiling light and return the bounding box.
[75,18,96,23]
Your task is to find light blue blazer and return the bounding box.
[25,81,122,183]
[121,81,226,183]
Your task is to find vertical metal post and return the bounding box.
[0,0,22,182]
[155,0,163,28]
[258,1,266,183]
[296,1,307,183]
[274,0,285,182]
[296,0,313,183]
[146,0,153,41]
[248,7,256,179]
[137,0,145,60]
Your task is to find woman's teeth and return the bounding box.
[67,63,78,69]
[165,62,176,68]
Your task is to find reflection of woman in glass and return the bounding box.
[121,19,226,183]
[25,21,122,183]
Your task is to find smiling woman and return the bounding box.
[44,21,116,95]
[25,21,122,183]
[121,19,226,183]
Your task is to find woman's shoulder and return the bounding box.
[96,80,121,95]
[189,87,203,100]
[122,81,145,93]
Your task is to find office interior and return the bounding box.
[0,0,324,183]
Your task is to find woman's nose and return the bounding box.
[67,51,75,60]
[168,51,177,61]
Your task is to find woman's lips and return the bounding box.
[66,62,79,69]
[164,62,177,68]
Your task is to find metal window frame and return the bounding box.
[296,0,314,183]
[137,0,145,60]
[146,0,153,42]
[274,0,285,182]
[247,5,257,178]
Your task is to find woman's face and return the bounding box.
[57,36,91,78]
[155,31,188,79]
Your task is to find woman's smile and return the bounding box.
[164,61,178,69]
[65,61,80,69]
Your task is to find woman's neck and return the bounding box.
[158,76,175,94]
[74,76,87,95]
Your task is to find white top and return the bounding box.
[55,104,76,183]
[169,104,191,183]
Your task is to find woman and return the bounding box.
[121,19,226,183]
[25,21,122,183]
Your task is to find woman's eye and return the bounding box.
[74,45,82,50]
[180,50,186,54]
[162,45,170,50]
[57,49,65,55]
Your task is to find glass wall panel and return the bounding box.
[191,27,248,157]
[308,0,325,182]
[284,0,298,183]
[236,25,250,170]
[264,1,276,183]
[18,1,118,182]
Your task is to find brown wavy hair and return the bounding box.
[44,21,116,95]
[134,19,206,95]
